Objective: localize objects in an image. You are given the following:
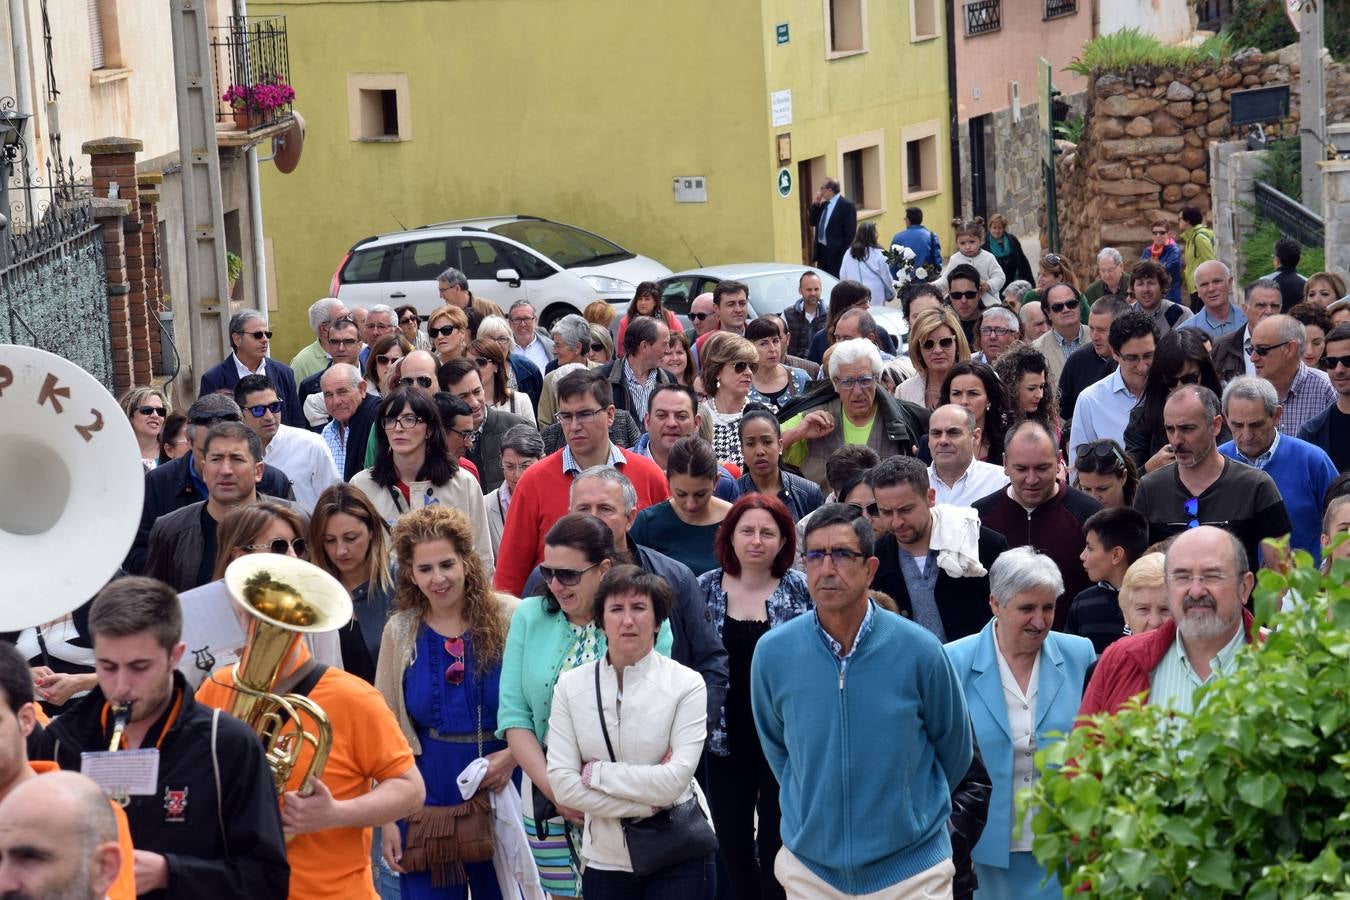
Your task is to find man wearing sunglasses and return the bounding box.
[1133,384,1290,571]
[1297,323,1350,472]
[944,264,985,349]
[752,503,971,899]
[289,297,351,384]
[298,316,366,428]
[1209,278,1284,385]
[235,375,339,512]
[683,292,720,346]
[126,394,295,575]
[1031,283,1089,386]
[199,309,307,430]
[1249,313,1336,438]
[1217,377,1336,562]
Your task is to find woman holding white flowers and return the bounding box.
[838,222,894,307]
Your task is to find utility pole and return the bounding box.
[1295,0,1325,208]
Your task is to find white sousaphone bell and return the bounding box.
[0,344,144,628]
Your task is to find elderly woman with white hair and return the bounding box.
[943,547,1096,900]
[537,314,599,427]
[779,337,929,492]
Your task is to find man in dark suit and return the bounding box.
[808,177,857,278]
[198,309,306,429]
[1211,278,1284,385]
[437,357,532,494]
[867,456,1008,642]
[124,394,295,574]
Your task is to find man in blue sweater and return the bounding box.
[1219,376,1337,563]
[752,503,972,898]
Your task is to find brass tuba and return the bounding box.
[221,555,353,797]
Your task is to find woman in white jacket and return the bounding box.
[350,385,496,578]
[546,566,714,899]
[837,222,894,307]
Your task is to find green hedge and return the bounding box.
[1224,0,1349,63]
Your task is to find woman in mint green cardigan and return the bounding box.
[496,514,672,897]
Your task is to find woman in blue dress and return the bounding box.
[376,505,516,899]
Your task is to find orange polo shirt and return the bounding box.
[196,656,415,900]
[28,760,138,900]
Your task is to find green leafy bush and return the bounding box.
[1224,0,1350,63]
[1066,29,1232,77]
[1241,219,1325,282]
[1026,550,1350,897]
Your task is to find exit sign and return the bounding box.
[776,23,789,44]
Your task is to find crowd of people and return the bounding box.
[5,198,1350,900]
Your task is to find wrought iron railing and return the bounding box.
[6,155,92,235]
[964,0,1001,35]
[209,15,292,129]
[1254,180,1325,247]
[1044,0,1078,19]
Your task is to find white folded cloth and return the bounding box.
[458,758,546,900]
[929,504,987,579]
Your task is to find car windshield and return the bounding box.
[744,271,839,318]
[489,221,631,268]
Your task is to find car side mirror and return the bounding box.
[496,268,522,288]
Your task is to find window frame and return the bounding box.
[823,0,868,60]
[835,129,886,219]
[900,120,943,202]
[347,73,412,142]
[910,0,942,42]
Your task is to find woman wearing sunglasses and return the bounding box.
[350,387,496,579]
[364,332,414,397]
[1124,328,1227,473]
[376,504,519,900]
[898,306,971,410]
[120,386,172,470]
[1072,439,1139,508]
[309,484,397,684]
[993,343,1062,444]
[630,436,732,577]
[427,304,470,363]
[701,332,760,466]
[395,304,434,351]
[499,514,674,898]
[470,337,537,425]
[695,493,810,900]
[940,360,1009,465]
[588,323,614,366]
[735,407,824,521]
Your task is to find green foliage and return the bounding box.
[1241,219,1326,282]
[1256,138,1303,201]
[1026,548,1350,898]
[1224,0,1350,63]
[1066,29,1232,77]
[1056,114,1085,144]
[226,250,244,285]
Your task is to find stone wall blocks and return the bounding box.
[1166,101,1194,118]
[1126,116,1154,137]
[1181,183,1203,198]
[1145,163,1191,184]
[1209,101,1229,118]
[1091,178,1160,196]
[1150,111,1184,136]
[1166,81,1195,101]
[1101,136,1185,159]
[1100,95,1162,117]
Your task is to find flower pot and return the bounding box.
[232,108,257,131]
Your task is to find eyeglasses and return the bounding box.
[1320,354,1350,370]
[1184,496,1200,529]
[376,354,401,366]
[540,561,600,587]
[428,324,459,338]
[1048,299,1080,313]
[449,427,477,441]
[510,315,536,325]
[556,408,603,425]
[473,356,493,367]
[399,315,419,325]
[444,636,466,686]
[591,343,606,353]
[921,337,956,352]
[1075,441,1125,470]
[189,413,242,426]
[242,537,307,556]
[382,413,425,430]
[246,401,284,418]
[1119,351,1155,365]
[244,330,273,340]
[979,326,1015,338]
[949,290,979,301]
[689,312,710,322]
[398,375,435,389]
[1251,339,1293,357]
[329,338,359,349]
[137,406,166,417]
[802,547,868,568]
[835,375,876,392]
[1166,571,1233,589]
[1163,371,1202,390]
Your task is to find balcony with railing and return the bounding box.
[1044,0,1078,19]
[964,0,1001,36]
[210,16,294,146]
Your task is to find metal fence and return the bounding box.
[1044,0,1078,19]
[210,15,292,127]
[964,0,1001,36]
[1254,179,1326,247]
[0,198,113,390]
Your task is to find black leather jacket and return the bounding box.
[950,729,992,900]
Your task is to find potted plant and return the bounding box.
[222,84,256,130]
[227,250,244,296]
[251,75,296,122]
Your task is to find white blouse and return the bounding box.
[993,625,1041,853]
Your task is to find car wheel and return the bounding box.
[539,303,582,331]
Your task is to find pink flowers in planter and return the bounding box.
[220,77,295,113]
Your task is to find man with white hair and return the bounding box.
[1079,526,1256,717]
[779,337,928,492]
[1250,313,1336,436]
[1218,375,1336,561]
[199,309,307,429]
[1177,260,1245,341]
[1210,278,1284,384]
[1018,300,1049,342]
[320,363,380,481]
[974,306,1019,365]
[290,297,350,382]
[1084,247,1130,305]
[358,304,396,365]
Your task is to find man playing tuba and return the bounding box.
[31,578,290,899]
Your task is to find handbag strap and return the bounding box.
[593,661,617,763]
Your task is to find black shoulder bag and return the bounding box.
[592,661,718,877]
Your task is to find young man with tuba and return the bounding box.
[31,577,290,899]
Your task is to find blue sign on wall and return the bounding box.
[776,23,789,44]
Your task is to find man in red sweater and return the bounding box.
[1078,525,1257,718]
[493,369,668,595]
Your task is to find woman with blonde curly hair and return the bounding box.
[898,306,970,409]
[120,385,171,470]
[375,504,518,900]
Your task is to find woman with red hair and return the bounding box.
[696,493,812,900]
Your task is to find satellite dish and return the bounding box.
[273,111,305,174]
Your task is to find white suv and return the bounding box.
[330,215,671,328]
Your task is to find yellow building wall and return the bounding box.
[757,0,954,262]
[255,0,776,358]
